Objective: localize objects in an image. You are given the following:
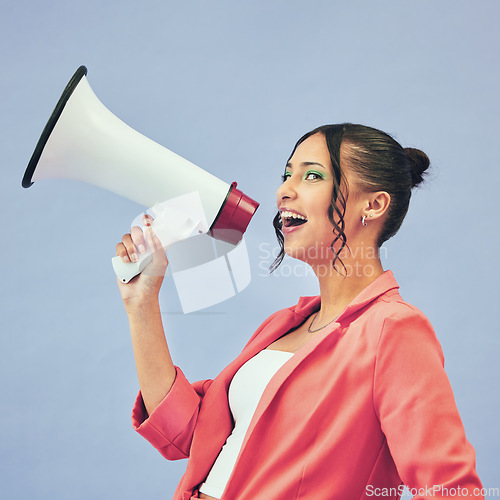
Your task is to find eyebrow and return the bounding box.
[285,161,327,170]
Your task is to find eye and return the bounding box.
[281,171,292,182]
[305,171,324,180]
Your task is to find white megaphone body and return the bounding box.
[22,66,259,284]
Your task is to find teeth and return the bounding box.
[281,211,307,220]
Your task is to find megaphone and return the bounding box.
[22,66,259,283]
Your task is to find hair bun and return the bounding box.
[404,147,430,188]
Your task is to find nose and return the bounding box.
[276,176,297,202]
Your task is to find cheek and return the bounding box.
[308,216,337,249]
[308,199,335,236]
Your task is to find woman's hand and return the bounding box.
[115,214,169,307]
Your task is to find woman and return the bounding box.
[116,124,484,499]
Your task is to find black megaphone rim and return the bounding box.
[22,65,88,188]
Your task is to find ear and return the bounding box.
[364,191,391,221]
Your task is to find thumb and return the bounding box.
[143,216,169,275]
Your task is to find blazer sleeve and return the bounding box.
[373,307,484,499]
[131,366,213,460]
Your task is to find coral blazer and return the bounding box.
[132,270,483,499]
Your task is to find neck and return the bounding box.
[309,249,385,326]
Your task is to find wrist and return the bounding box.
[123,295,161,316]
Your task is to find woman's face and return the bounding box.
[276,133,364,267]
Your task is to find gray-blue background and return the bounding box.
[2,1,498,498]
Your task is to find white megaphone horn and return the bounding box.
[22,66,259,283]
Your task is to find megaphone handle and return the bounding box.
[111,253,154,283]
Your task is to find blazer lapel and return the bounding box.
[184,304,313,490]
[236,317,345,458]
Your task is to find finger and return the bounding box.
[122,233,139,262]
[130,225,147,254]
[143,229,169,276]
[144,223,164,252]
[142,215,159,250]
[143,214,154,226]
[115,242,130,263]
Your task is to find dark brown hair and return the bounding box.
[270,123,430,273]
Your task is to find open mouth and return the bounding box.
[281,211,308,228]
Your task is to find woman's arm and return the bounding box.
[125,298,176,416]
[116,214,175,416]
[373,307,483,498]
[117,216,218,460]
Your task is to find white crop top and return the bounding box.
[199,349,294,498]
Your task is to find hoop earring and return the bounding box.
[361,215,367,226]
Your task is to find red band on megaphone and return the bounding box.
[210,182,259,245]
